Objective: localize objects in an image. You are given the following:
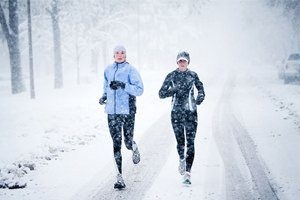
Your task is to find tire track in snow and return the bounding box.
[230,113,279,200]
[90,113,174,200]
[213,77,279,200]
[213,99,256,199]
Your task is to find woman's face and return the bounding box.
[177,60,188,72]
[114,51,126,63]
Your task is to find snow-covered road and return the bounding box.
[86,113,173,200]
[213,75,278,200]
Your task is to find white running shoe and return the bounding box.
[132,142,140,164]
[183,172,191,185]
[178,158,186,175]
[114,173,126,189]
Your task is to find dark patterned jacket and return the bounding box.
[159,69,205,112]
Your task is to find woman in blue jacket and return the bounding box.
[99,45,144,189]
[159,51,205,185]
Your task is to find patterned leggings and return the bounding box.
[171,110,198,172]
[108,114,135,174]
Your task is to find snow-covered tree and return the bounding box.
[27,0,35,99]
[48,0,63,88]
[0,0,25,94]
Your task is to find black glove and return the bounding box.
[196,95,204,105]
[110,81,125,90]
[99,95,107,105]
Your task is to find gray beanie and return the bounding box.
[114,45,126,53]
[176,51,190,64]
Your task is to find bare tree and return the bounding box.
[48,0,63,88]
[0,0,25,94]
[27,0,35,99]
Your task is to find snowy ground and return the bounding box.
[231,65,300,200]
[1,63,299,200]
[0,69,170,199]
[1,0,299,199]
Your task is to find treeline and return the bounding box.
[0,0,207,97]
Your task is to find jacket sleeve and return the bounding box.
[159,73,174,99]
[194,73,205,100]
[124,67,144,96]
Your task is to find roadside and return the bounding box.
[231,66,300,200]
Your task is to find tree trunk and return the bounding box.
[50,0,63,88]
[27,0,35,99]
[0,0,25,94]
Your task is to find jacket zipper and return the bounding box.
[113,63,119,114]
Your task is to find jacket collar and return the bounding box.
[114,61,127,68]
[176,68,189,73]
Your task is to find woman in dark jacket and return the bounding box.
[159,51,205,184]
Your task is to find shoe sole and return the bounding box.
[114,186,126,190]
